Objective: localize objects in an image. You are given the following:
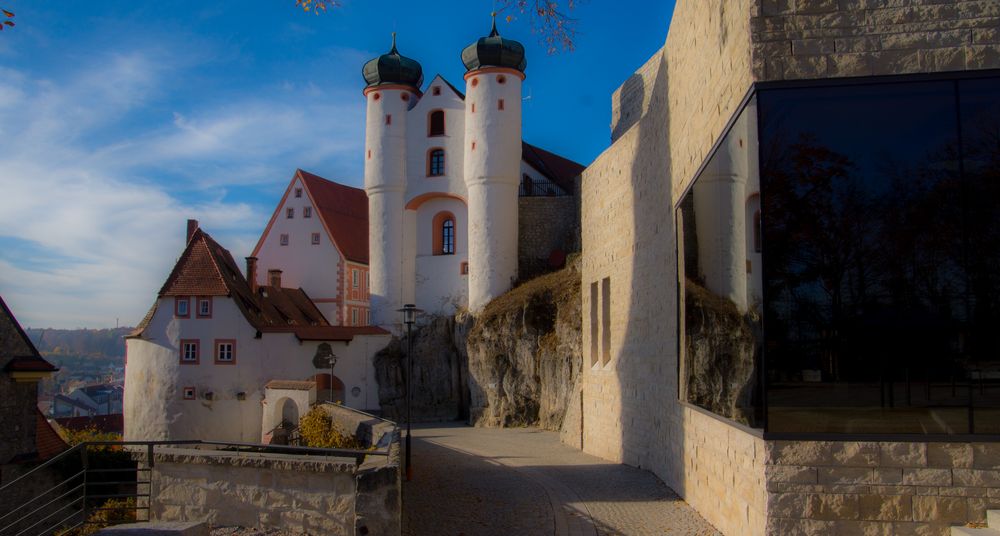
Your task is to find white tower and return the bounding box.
[461,18,527,311]
[362,35,423,329]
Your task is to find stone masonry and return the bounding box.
[577,0,1000,535]
[518,195,578,279]
[766,440,1000,535]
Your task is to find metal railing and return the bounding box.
[0,439,392,535]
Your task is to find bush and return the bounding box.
[298,407,363,449]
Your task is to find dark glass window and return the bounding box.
[429,110,445,136]
[758,77,997,435]
[429,149,445,176]
[442,219,455,255]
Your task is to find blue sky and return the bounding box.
[0,0,676,329]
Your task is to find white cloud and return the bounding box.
[0,44,366,328]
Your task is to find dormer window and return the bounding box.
[175,297,190,318]
[428,149,445,177]
[429,110,445,136]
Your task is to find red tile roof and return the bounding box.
[521,142,586,195]
[134,224,387,342]
[36,409,69,461]
[297,170,370,264]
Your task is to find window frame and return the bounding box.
[214,339,236,365]
[428,148,446,177]
[280,233,289,246]
[179,339,200,365]
[196,297,212,319]
[311,232,321,245]
[428,109,446,137]
[294,188,303,198]
[174,297,190,318]
[304,206,312,218]
[286,207,294,219]
[182,387,196,400]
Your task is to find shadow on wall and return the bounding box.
[609,52,686,490]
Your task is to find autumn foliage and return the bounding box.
[298,406,364,449]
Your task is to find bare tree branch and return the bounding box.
[496,0,579,54]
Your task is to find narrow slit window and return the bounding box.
[498,99,505,111]
[601,277,611,366]
[590,282,599,367]
[442,219,455,255]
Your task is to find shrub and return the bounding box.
[298,407,363,449]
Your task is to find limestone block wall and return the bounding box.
[766,440,1000,536]
[751,0,1000,81]
[517,196,578,279]
[683,407,767,536]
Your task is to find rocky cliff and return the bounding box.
[373,261,583,436]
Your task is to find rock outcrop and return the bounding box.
[373,261,582,435]
[683,278,760,426]
[465,260,582,432]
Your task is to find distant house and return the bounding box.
[252,170,372,327]
[124,222,390,443]
[51,393,97,418]
[0,296,65,466]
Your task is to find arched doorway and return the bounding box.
[314,373,346,404]
[280,398,298,427]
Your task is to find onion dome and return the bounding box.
[363,33,424,90]
[461,15,527,74]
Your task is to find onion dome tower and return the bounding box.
[461,15,526,312]
[363,34,423,330]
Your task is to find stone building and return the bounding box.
[578,1,1000,534]
[362,23,583,330]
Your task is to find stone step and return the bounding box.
[990,510,1000,528]
[951,527,1000,536]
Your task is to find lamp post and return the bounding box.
[397,303,421,481]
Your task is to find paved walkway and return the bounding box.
[402,424,721,536]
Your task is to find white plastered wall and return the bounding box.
[124,296,390,443]
[412,197,469,315]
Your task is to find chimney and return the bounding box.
[268,269,282,288]
[186,219,199,243]
[246,257,258,294]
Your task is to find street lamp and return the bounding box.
[397,303,421,481]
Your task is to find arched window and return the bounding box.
[433,211,456,255]
[428,149,445,176]
[428,110,445,136]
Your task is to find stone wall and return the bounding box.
[751,0,1000,82]
[766,440,1000,535]
[149,445,400,536]
[518,196,579,280]
[683,407,767,536]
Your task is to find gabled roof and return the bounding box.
[159,228,242,297]
[0,295,57,374]
[425,74,466,101]
[37,410,69,461]
[522,142,586,195]
[134,224,389,342]
[298,170,370,265]
[252,170,370,265]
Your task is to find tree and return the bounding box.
[295,0,579,53]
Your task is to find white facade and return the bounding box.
[254,176,344,322]
[124,296,389,443]
[366,68,526,325]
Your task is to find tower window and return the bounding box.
[372,92,381,101]
[471,103,476,113]
[432,86,441,96]
[433,211,456,256]
[386,114,392,125]
[401,93,410,102]
[497,75,507,84]
[498,99,505,111]
[471,77,479,88]
[428,149,445,177]
[429,110,445,136]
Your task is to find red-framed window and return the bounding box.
[174,297,190,318]
[179,339,200,365]
[215,339,236,365]
[182,386,196,400]
[196,297,212,318]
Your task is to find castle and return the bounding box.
[362,24,581,329]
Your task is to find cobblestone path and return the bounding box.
[402,424,721,536]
